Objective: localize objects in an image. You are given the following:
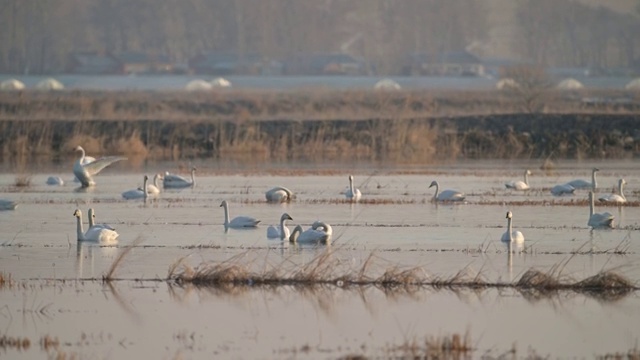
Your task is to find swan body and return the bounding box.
[501,211,524,244]
[144,173,163,195]
[265,186,294,203]
[266,213,293,240]
[289,221,332,244]
[566,168,599,191]
[588,191,614,229]
[345,175,362,201]
[220,200,260,228]
[163,167,196,188]
[0,199,17,210]
[122,175,149,200]
[598,178,626,204]
[73,209,119,244]
[88,208,116,231]
[550,183,575,196]
[73,146,126,187]
[505,170,531,191]
[429,180,465,202]
[46,176,64,186]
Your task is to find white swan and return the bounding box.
[598,178,626,204]
[46,176,64,186]
[145,173,163,195]
[266,213,293,240]
[220,200,260,228]
[505,170,531,191]
[88,208,116,231]
[73,146,126,187]
[73,209,119,244]
[163,167,196,188]
[566,168,599,191]
[429,180,465,202]
[265,186,294,203]
[587,191,614,229]
[501,211,524,244]
[289,221,332,244]
[122,175,149,200]
[345,175,362,201]
[0,199,17,210]
[550,183,575,196]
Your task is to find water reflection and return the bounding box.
[75,242,118,279]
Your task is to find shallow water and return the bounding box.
[1,160,639,358]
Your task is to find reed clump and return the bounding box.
[0,335,31,351]
[384,332,473,359]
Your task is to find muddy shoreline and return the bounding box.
[1,90,639,163]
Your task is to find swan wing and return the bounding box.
[266,225,280,238]
[438,190,465,201]
[82,156,127,176]
[506,181,529,190]
[122,189,145,199]
[588,213,614,228]
[84,227,119,243]
[598,194,625,203]
[566,179,590,189]
[297,229,329,243]
[229,216,260,228]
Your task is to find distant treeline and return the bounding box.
[1,0,639,75]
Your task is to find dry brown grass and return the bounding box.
[383,332,473,359]
[0,335,31,351]
[103,236,144,282]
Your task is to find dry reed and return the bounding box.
[103,236,144,281]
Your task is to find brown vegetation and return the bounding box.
[0,90,639,165]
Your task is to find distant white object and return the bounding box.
[266,213,293,240]
[35,77,64,90]
[556,78,584,90]
[345,175,362,202]
[496,78,519,90]
[598,178,626,204]
[566,168,599,191]
[220,200,260,229]
[289,221,332,244]
[122,175,150,200]
[73,146,126,187]
[185,79,212,91]
[46,176,64,186]
[0,79,25,91]
[146,173,163,195]
[73,209,118,243]
[501,211,524,244]
[163,167,196,188]
[265,186,294,203]
[587,191,614,229]
[505,169,531,191]
[429,180,465,202]
[373,78,401,91]
[625,78,640,90]
[211,77,232,87]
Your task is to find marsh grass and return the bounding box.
[0,335,31,351]
[168,250,638,297]
[103,236,144,281]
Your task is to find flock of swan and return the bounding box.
[1,146,630,249]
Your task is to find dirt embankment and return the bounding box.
[0,90,639,164]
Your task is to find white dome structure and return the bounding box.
[496,78,519,90]
[556,78,584,90]
[0,79,26,90]
[35,78,64,90]
[210,77,232,88]
[185,79,213,91]
[374,78,401,91]
[625,78,640,90]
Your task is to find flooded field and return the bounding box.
[1,160,639,358]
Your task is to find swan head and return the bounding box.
[74,146,84,152]
[592,168,600,173]
[428,180,438,188]
[506,211,513,219]
[144,175,149,181]
[525,170,532,175]
[73,209,82,218]
[88,208,95,218]
[348,175,354,182]
[281,213,293,221]
[219,200,228,208]
[620,178,626,185]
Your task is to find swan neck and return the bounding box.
[154,174,160,188]
[507,217,513,242]
[191,170,196,185]
[223,203,230,225]
[76,214,85,241]
[524,171,529,185]
[289,227,300,243]
[592,171,597,190]
[279,217,287,239]
[349,178,355,193]
[589,194,594,217]
[143,177,149,197]
[433,183,439,200]
[619,181,625,198]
